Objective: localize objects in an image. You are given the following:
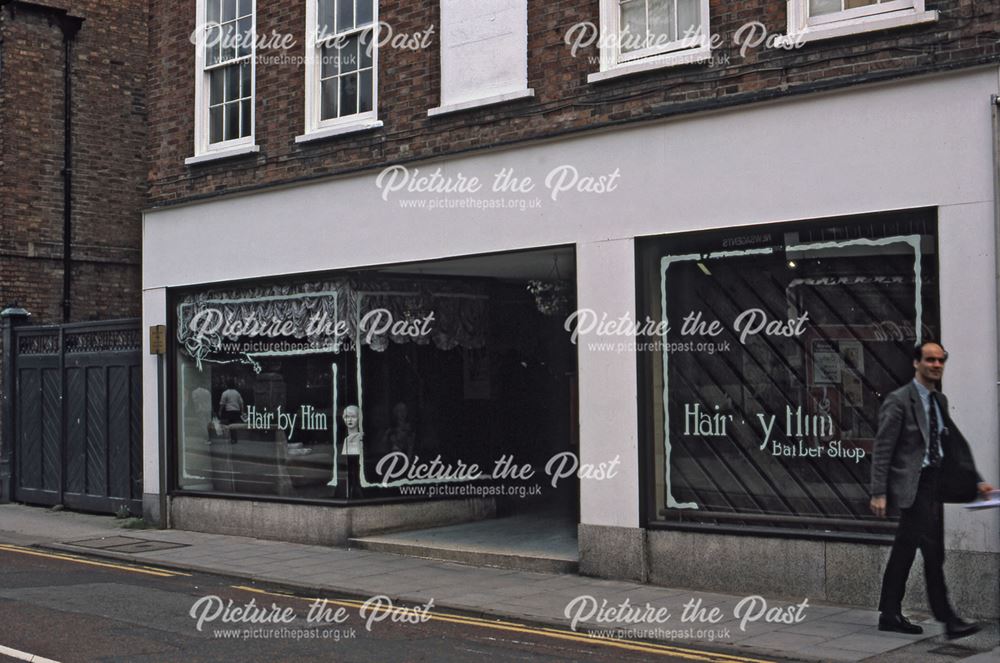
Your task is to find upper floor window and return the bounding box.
[810,0,914,24]
[191,0,256,160]
[590,0,710,82]
[785,0,936,44]
[299,0,380,141]
[618,0,703,62]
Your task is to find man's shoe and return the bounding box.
[878,613,924,634]
[944,617,980,640]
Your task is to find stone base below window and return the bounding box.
[646,529,999,619]
[167,495,496,547]
[578,524,999,619]
[578,523,647,582]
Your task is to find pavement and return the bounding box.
[0,503,997,663]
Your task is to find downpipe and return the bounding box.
[993,94,1000,486]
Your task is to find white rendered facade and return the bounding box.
[144,65,1000,612]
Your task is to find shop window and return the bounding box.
[590,0,711,81]
[299,0,380,142]
[190,0,256,161]
[784,0,936,45]
[172,271,576,503]
[637,211,938,535]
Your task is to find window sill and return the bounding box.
[777,9,938,46]
[587,45,711,84]
[295,120,383,144]
[184,144,260,166]
[427,89,535,117]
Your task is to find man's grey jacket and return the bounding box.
[871,382,982,510]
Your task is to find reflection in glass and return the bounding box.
[356,0,373,26]
[173,273,576,504]
[210,69,224,105]
[338,0,354,33]
[209,105,224,143]
[225,102,242,139]
[321,78,339,120]
[619,0,646,52]
[340,73,358,116]
[359,70,373,113]
[810,0,843,15]
[677,0,700,39]
[240,99,252,137]
[649,0,675,44]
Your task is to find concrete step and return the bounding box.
[348,536,579,574]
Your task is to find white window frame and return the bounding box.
[188,0,258,164]
[808,0,914,27]
[590,0,711,83]
[783,0,937,45]
[298,0,382,143]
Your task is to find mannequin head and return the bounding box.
[342,405,360,432]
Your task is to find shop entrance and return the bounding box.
[351,246,579,567]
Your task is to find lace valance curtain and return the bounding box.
[177,277,488,365]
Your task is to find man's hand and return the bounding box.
[977,482,995,496]
[870,495,887,518]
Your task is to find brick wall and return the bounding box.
[0,1,146,460]
[147,0,999,206]
[0,0,146,325]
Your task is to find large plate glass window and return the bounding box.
[170,269,576,504]
[637,211,938,535]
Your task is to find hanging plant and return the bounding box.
[527,280,570,316]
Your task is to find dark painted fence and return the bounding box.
[9,320,141,515]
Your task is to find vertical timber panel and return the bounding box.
[40,368,61,492]
[129,364,142,500]
[16,369,41,492]
[107,365,129,499]
[85,365,108,497]
[64,367,86,495]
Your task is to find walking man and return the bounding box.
[870,341,993,638]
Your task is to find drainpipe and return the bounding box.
[59,12,82,322]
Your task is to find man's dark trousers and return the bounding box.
[879,467,954,621]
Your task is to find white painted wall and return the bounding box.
[939,201,1000,553]
[144,68,998,289]
[438,0,528,107]
[142,287,167,496]
[576,239,640,528]
[144,66,1000,550]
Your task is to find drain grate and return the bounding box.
[67,536,189,554]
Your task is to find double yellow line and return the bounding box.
[0,543,190,578]
[234,585,775,663]
[0,543,775,662]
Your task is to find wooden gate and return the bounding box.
[11,320,142,514]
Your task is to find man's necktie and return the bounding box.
[928,392,942,467]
